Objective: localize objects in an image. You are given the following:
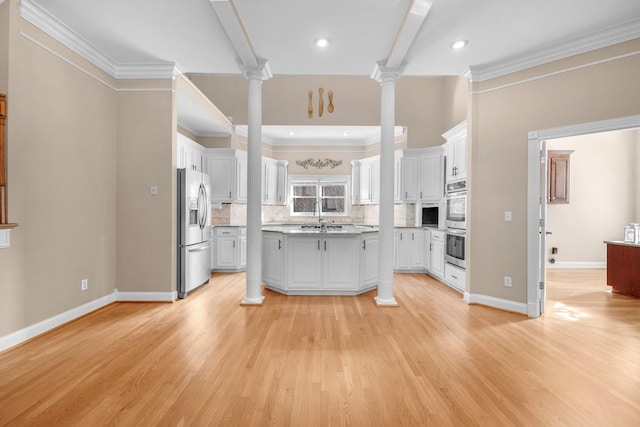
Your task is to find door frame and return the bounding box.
[526,115,640,318]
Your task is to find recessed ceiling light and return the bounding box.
[315,38,329,48]
[288,131,295,136]
[451,39,468,50]
[343,131,350,136]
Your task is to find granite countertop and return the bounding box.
[262,224,378,235]
[604,240,640,248]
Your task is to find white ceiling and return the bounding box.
[23,0,640,141]
[29,0,640,77]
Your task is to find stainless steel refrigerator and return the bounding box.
[177,168,211,298]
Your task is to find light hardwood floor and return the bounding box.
[1,270,638,426]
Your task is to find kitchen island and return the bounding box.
[262,224,379,295]
[605,240,640,297]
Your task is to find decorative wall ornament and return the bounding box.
[307,88,334,118]
[296,158,343,170]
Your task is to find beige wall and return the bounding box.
[0,0,177,338]
[636,131,640,221]
[116,87,175,293]
[190,75,459,148]
[546,130,637,264]
[469,38,640,303]
[0,0,8,93]
[442,76,468,132]
[0,0,117,336]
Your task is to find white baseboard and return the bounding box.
[0,291,117,353]
[546,261,606,269]
[115,290,177,302]
[0,289,177,354]
[464,292,528,315]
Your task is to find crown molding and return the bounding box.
[468,17,640,82]
[19,0,179,79]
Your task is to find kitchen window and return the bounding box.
[289,176,349,217]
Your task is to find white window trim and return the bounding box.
[288,175,350,217]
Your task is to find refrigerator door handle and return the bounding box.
[188,245,210,253]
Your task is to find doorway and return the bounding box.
[526,115,640,318]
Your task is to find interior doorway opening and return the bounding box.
[526,115,640,318]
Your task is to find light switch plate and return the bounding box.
[150,184,158,196]
[504,211,512,222]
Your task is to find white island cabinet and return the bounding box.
[262,227,379,295]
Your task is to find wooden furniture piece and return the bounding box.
[0,93,17,231]
[606,241,640,297]
[548,150,574,204]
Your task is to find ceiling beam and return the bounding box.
[386,0,433,69]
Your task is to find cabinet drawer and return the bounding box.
[444,264,465,291]
[430,230,445,242]
[214,227,238,236]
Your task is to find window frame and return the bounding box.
[288,175,350,218]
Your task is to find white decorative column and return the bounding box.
[373,63,403,306]
[241,60,270,305]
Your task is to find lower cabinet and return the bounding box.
[211,226,246,271]
[444,263,466,293]
[394,228,424,271]
[262,232,379,295]
[429,230,445,278]
[262,232,283,289]
[288,236,359,291]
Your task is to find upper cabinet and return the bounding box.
[394,147,444,204]
[547,150,573,204]
[263,157,288,205]
[443,121,467,183]
[207,149,247,203]
[177,133,206,172]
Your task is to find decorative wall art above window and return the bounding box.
[295,158,343,170]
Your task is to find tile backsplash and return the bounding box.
[213,203,416,226]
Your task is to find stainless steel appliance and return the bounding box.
[421,203,440,228]
[445,179,466,229]
[445,228,466,268]
[177,168,211,298]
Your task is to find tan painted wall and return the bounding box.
[0,0,117,336]
[116,88,175,293]
[442,76,468,132]
[636,131,640,221]
[546,131,637,263]
[468,39,640,302]
[0,0,8,93]
[190,75,455,148]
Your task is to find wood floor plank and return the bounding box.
[1,269,639,426]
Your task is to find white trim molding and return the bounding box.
[546,262,607,269]
[115,290,177,302]
[0,229,10,248]
[463,292,528,316]
[19,0,178,79]
[469,17,640,82]
[0,291,117,353]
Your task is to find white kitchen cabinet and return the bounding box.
[351,160,361,204]
[211,226,246,271]
[401,154,420,202]
[429,230,445,278]
[262,158,288,205]
[275,160,288,205]
[263,159,278,204]
[443,121,467,183]
[287,235,359,291]
[419,148,444,202]
[361,233,379,287]
[444,263,465,293]
[394,228,424,271]
[262,232,284,289]
[394,153,403,203]
[423,230,431,271]
[177,133,206,172]
[370,159,380,204]
[207,149,247,203]
[359,160,372,204]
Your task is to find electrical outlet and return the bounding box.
[504,211,512,222]
[150,184,158,196]
[81,279,88,291]
[504,276,512,287]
